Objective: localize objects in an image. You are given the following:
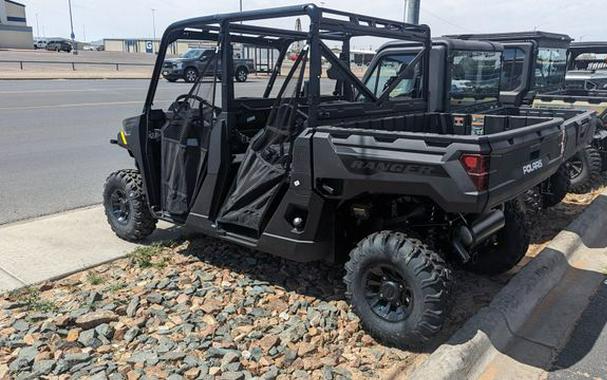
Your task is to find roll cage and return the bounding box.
[143,4,432,127]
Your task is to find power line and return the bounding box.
[420,7,477,33]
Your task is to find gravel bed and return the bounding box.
[0,182,604,380]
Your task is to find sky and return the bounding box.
[19,0,605,45]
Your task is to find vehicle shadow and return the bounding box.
[176,234,515,354]
[422,194,607,376]
[142,224,184,245]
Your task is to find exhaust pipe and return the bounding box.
[453,209,506,263]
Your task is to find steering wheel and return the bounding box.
[170,94,221,118]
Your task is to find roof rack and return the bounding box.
[445,31,572,48]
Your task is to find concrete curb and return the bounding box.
[409,191,607,380]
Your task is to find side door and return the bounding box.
[499,42,535,106]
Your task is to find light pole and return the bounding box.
[403,0,420,24]
[67,0,77,54]
[35,13,40,38]
[151,8,157,53]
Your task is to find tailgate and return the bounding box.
[520,107,597,160]
[484,117,564,209]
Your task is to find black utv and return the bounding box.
[565,42,607,91]
[450,31,606,194]
[104,5,566,348]
[363,36,598,207]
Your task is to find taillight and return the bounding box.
[460,153,490,191]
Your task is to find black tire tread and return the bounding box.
[103,169,157,242]
[542,164,571,208]
[570,147,602,194]
[344,231,451,348]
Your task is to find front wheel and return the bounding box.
[103,169,157,242]
[184,67,199,83]
[344,231,452,348]
[567,146,602,194]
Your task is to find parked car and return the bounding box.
[46,40,73,53]
[82,45,96,51]
[33,39,48,49]
[162,48,256,83]
[103,5,567,348]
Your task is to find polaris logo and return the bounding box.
[347,159,441,176]
[522,159,544,175]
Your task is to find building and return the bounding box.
[0,0,33,49]
[103,39,216,56]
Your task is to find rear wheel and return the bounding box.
[344,231,451,348]
[103,169,157,242]
[465,200,529,275]
[235,67,248,82]
[542,165,571,208]
[567,147,602,194]
[184,67,199,83]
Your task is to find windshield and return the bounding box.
[364,52,420,99]
[535,48,567,90]
[450,50,502,99]
[572,53,607,71]
[182,49,204,59]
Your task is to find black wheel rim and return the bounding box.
[566,159,584,180]
[110,189,131,225]
[363,265,413,322]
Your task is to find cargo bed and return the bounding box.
[312,112,564,214]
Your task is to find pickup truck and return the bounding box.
[162,48,256,83]
[104,5,567,348]
[448,32,605,194]
[363,37,597,206]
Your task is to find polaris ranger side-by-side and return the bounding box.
[450,31,605,194]
[104,5,566,347]
[565,42,607,91]
[363,37,596,206]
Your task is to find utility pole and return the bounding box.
[67,0,77,54]
[35,13,40,38]
[82,24,86,42]
[404,0,420,24]
[151,8,157,53]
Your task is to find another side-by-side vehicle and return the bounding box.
[450,31,606,193]
[104,5,568,347]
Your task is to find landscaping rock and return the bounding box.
[75,310,118,329]
[0,219,552,380]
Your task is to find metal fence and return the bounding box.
[0,60,155,71]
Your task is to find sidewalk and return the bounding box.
[410,192,607,380]
[0,206,180,292]
[476,233,607,380]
